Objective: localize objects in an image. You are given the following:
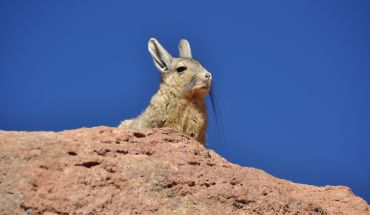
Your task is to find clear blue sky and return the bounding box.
[1,1,369,203]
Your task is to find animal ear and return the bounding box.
[148,38,172,72]
[178,39,192,58]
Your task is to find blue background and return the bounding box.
[1,1,369,203]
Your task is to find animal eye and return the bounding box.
[176,66,187,73]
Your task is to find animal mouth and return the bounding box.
[195,84,211,92]
[190,79,211,94]
[204,80,212,89]
[200,85,211,90]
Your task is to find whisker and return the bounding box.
[184,74,197,95]
[209,83,225,145]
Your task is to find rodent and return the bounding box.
[119,38,212,145]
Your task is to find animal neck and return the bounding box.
[137,83,208,145]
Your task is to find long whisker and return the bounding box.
[209,83,225,145]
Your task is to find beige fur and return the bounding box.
[119,38,211,145]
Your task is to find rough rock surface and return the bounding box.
[0,127,368,215]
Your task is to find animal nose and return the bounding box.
[205,72,212,79]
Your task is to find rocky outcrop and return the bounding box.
[0,127,368,214]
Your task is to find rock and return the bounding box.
[0,127,368,215]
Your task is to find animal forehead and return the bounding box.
[175,58,201,66]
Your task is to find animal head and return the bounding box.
[148,38,212,98]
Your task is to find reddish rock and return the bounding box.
[0,127,368,214]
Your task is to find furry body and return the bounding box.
[119,38,211,145]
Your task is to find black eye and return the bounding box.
[176,66,187,73]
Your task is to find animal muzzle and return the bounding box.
[204,72,212,80]
[201,71,212,89]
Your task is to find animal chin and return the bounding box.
[193,85,211,93]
